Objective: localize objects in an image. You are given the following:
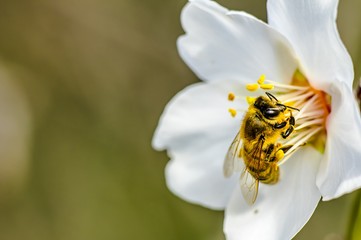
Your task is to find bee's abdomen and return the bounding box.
[247,163,279,184]
[242,147,279,185]
[258,166,279,184]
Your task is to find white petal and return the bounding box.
[317,82,361,200]
[153,82,248,209]
[178,0,298,84]
[224,147,321,240]
[267,0,354,90]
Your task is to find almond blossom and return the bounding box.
[152,0,361,239]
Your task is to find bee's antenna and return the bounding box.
[286,105,300,111]
[276,103,300,111]
[265,92,278,102]
[266,92,299,111]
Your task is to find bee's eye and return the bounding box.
[263,108,280,119]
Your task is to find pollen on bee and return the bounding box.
[260,83,274,90]
[257,74,266,85]
[246,96,256,105]
[228,92,235,101]
[228,108,237,117]
[275,150,284,161]
[246,83,259,92]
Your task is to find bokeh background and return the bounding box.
[0,0,360,239]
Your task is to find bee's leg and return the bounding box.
[273,121,287,129]
[281,116,295,139]
[280,144,293,154]
[267,143,284,162]
[269,143,291,163]
[274,149,285,162]
[277,145,292,161]
[282,143,306,154]
[264,144,274,162]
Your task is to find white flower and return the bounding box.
[152,0,361,239]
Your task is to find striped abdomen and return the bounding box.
[242,143,279,184]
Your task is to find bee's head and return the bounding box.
[254,96,286,120]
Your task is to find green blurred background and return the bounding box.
[0,0,359,239]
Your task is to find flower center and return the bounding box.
[228,70,330,164]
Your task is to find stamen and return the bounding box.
[228,92,235,101]
[260,84,274,90]
[295,119,324,130]
[246,96,256,105]
[228,108,237,117]
[265,80,310,91]
[285,127,317,146]
[294,95,319,120]
[277,89,309,102]
[246,83,259,91]
[281,91,314,104]
[298,110,325,119]
[280,127,323,165]
[257,74,266,84]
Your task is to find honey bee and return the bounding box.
[224,92,298,204]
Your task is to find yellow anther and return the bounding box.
[260,84,274,90]
[228,92,235,101]
[275,150,284,161]
[246,83,259,92]
[257,74,266,84]
[228,108,237,117]
[246,96,256,105]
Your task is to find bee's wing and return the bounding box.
[240,168,259,205]
[240,134,264,204]
[223,131,242,177]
